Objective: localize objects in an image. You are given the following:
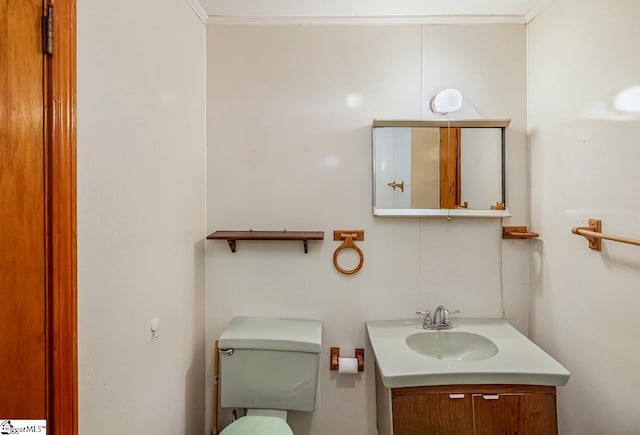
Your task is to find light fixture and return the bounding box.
[614,86,640,113]
[431,88,463,115]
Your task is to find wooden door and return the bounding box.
[473,393,558,435]
[392,392,474,435]
[0,0,47,419]
[0,0,77,432]
[439,127,461,209]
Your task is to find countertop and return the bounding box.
[366,318,570,388]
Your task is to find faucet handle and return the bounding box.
[443,309,461,326]
[416,309,433,326]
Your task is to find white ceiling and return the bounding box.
[188,0,554,24]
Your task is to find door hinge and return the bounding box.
[42,5,53,55]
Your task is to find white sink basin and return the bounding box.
[406,331,498,361]
[366,318,571,388]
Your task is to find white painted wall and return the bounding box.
[420,25,529,327]
[528,0,640,433]
[77,0,206,433]
[206,24,527,434]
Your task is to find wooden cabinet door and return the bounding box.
[392,393,474,435]
[473,393,558,435]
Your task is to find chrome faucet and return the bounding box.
[416,305,460,330]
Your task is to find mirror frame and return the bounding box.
[372,119,511,218]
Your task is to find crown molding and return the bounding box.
[205,14,527,26]
[524,0,554,23]
[184,0,208,23]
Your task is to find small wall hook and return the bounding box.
[387,181,405,192]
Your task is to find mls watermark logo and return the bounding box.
[0,420,46,434]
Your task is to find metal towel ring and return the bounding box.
[333,233,364,275]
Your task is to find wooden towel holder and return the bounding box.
[572,218,640,251]
[332,230,364,275]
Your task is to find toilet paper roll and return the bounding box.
[338,357,359,374]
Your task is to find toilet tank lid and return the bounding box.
[219,316,323,353]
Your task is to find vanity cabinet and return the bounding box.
[391,389,474,435]
[376,370,558,435]
[472,389,557,435]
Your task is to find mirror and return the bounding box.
[372,120,510,217]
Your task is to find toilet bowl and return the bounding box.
[220,409,292,435]
[219,416,292,435]
[217,316,322,435]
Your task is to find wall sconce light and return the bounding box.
[614,86,640,113]
[431,88,463,115]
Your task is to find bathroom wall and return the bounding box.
[77,0,206,433]
[528,0,640,433]
[206,24,527,434]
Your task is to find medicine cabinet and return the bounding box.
[372,119,510,218]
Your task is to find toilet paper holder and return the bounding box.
[330,347,364,372]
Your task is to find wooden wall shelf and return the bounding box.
[502,226,540,240]
[207,230,324,253]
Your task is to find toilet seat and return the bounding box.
[219,416,293,435]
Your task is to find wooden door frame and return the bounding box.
[46,0,77,434]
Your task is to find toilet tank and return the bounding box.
[218,317,323,412]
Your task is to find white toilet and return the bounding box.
[218,316,323,435]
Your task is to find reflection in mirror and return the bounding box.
[460,128,502,209]
[372,120,509,217]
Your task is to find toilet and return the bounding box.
[218,316,323,435]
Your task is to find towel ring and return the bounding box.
[333,233,364,275]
